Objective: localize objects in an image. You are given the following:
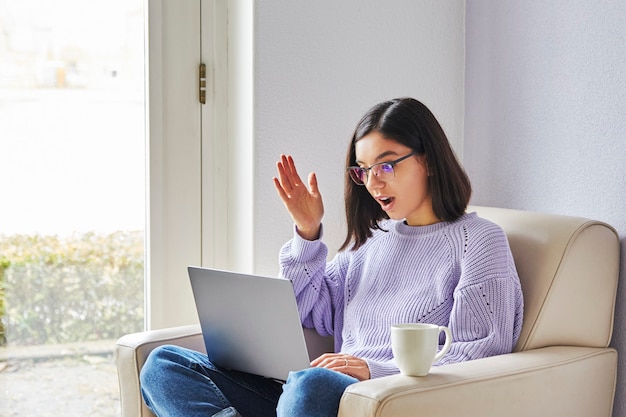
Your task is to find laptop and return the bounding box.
[188,266,314,381]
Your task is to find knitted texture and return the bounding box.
[279,212,524,379]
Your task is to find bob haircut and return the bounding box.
[341,97,472,251]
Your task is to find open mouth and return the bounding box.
[377,196,395,210]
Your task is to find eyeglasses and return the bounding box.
[347,152,417,185]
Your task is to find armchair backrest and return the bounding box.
[470,206,620,351]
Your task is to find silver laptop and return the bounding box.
[188,266,314,381]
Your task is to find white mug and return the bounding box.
[391,323,452,376]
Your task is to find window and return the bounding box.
[0,1,145,415]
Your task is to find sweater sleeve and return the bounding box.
[364,358,401,379]
[278,225,347,341]
[436,222,523,366]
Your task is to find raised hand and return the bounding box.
[273,154,324,241]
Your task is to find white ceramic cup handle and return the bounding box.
[433,326,452,362]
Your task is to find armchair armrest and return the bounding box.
[116,328,617,417]
[115,324,205,417]
[339,346,617,417]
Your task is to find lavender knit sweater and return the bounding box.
[279,212,524,379]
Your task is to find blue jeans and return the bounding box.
[276,367,359,417]
[140,345,358,417]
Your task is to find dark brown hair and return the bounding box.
[340,97,472,250]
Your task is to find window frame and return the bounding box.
[146,0,251,329]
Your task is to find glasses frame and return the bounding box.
[347,152,417,185]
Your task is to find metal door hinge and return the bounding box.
[199,63,207,104]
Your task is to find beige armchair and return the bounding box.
[116,206,620,417]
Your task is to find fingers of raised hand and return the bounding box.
[276,155,305,194]
[272,177,288,201]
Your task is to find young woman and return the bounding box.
[140,97,523,417]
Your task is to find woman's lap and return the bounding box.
[277,367,358,417]
[140,345,282,417]
[140,345,358,417]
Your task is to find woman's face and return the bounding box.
[354,131,438,226]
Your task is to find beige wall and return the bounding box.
[251,0,466,275]
[464,2,626,416]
